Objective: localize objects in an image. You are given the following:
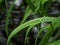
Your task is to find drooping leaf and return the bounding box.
[7,17,60,45]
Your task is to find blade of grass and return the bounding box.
[5,0,15,37]
[26,0,41,16]
[7,17,60,45]
[25,25,35,45]
[20,0,40,24]
[20,6,32,24]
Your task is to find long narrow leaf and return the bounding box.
[7,17,60,45]
[20,0,40,24]
[5,0,15,36]
[25,25,35,45]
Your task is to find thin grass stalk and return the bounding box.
[5,0,16,37]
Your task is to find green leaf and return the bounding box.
[5,0,16,36]
[25,25,35,45]
[7,17,60,45]
[20,0,40,24]
[20,6,32,24]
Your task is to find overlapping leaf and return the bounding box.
[7,17,60,45]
